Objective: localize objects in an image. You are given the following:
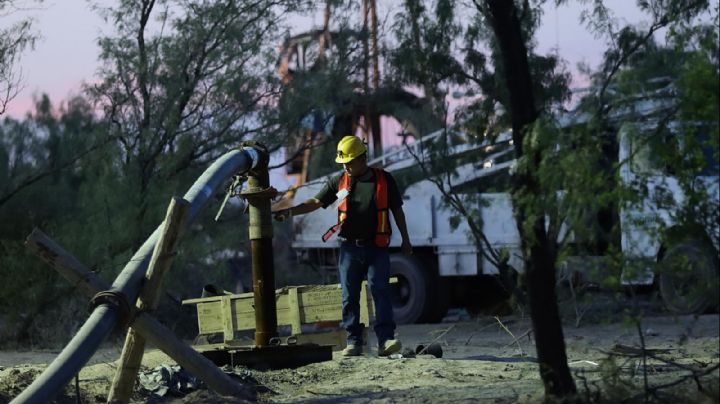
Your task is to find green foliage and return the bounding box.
[455,1,571,139]
[0,95,110,346]
[389,0,463,104]
[82,0,305,291]
[0,0,41,115]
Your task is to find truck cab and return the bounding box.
[618,120,719,313]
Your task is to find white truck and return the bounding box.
[288,120,719,323]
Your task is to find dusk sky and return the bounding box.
[3,0,663,120]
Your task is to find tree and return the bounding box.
[0,96,110,207]
[0,95,109,345]
[0,0,40,115]
[475,0,578,397]
[87,0,303,250]
[386,0,576,395]
[389,0,463,106]
[389,0,572,296]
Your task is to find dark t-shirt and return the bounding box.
[315,168,403,240]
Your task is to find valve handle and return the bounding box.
[214,174,246,221]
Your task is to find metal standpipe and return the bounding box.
[196,143,334,369]
[12,146,262,404]
[241,148,279,346]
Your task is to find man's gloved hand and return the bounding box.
[273,208,292,222]
[401,239,413,256]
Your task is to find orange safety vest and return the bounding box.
[322,168,391,247]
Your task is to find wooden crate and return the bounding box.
[182,282,375,350]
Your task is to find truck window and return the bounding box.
[697,132,719,176]
[630,128,719,177]
[630,138,667,175]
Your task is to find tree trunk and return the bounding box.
[318,1,331,67]
[405,0,433,101]
[369,0,382,157]
[362,0,371,148]
[483,0,576,398]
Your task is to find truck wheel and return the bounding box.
[389,254,430,324]
[658,240,719,314]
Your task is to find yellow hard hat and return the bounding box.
[335,136,367,163]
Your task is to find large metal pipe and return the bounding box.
[245,167,279,346]
[12,147,261,404]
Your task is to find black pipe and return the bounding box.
[12,147,261,404]
[244,155,278,346]
[251,237,278,345]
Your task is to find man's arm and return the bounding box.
[274,174,339,221]
[391,206,413,255]
[273,198,323,221]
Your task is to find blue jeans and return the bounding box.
[338,242,395,347]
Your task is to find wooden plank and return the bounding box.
[195,329,347,351]
[292,331,345,349]
[188,278,389,336]
[25,229,108,297]
[182,290,253,305]
[192,288,344,315]
[221,296,234,342]
[198,303,348,334]
[296,289,342,307]
[109,197,190,404]
[288,288,302,335]
[196,302,223,335]
[360,282,370,326]
[184,279,393,307]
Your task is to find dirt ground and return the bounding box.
[1,311,718,403]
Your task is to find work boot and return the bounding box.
[341,344,363,357]
[378,339,402,357]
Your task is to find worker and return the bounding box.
[273,135,412,357]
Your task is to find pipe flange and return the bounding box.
[89,290,133,328]
[238,141,269,171]
[238,140,268,154]
[240,186,278,201]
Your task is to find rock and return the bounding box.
[138,364,202,397]
[420,370,444,378]
[415,343,443,358]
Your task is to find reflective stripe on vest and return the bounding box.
[322,168,391,247]
[373,168,390,247]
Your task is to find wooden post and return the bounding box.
[108,197,189,403]
[361,0,371,147]
[288,288,302,335]
[369,0,379,90]
[368,0,382,156]
[359,281,371,326]
[25,229,248,400]
[221,296,234,343]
